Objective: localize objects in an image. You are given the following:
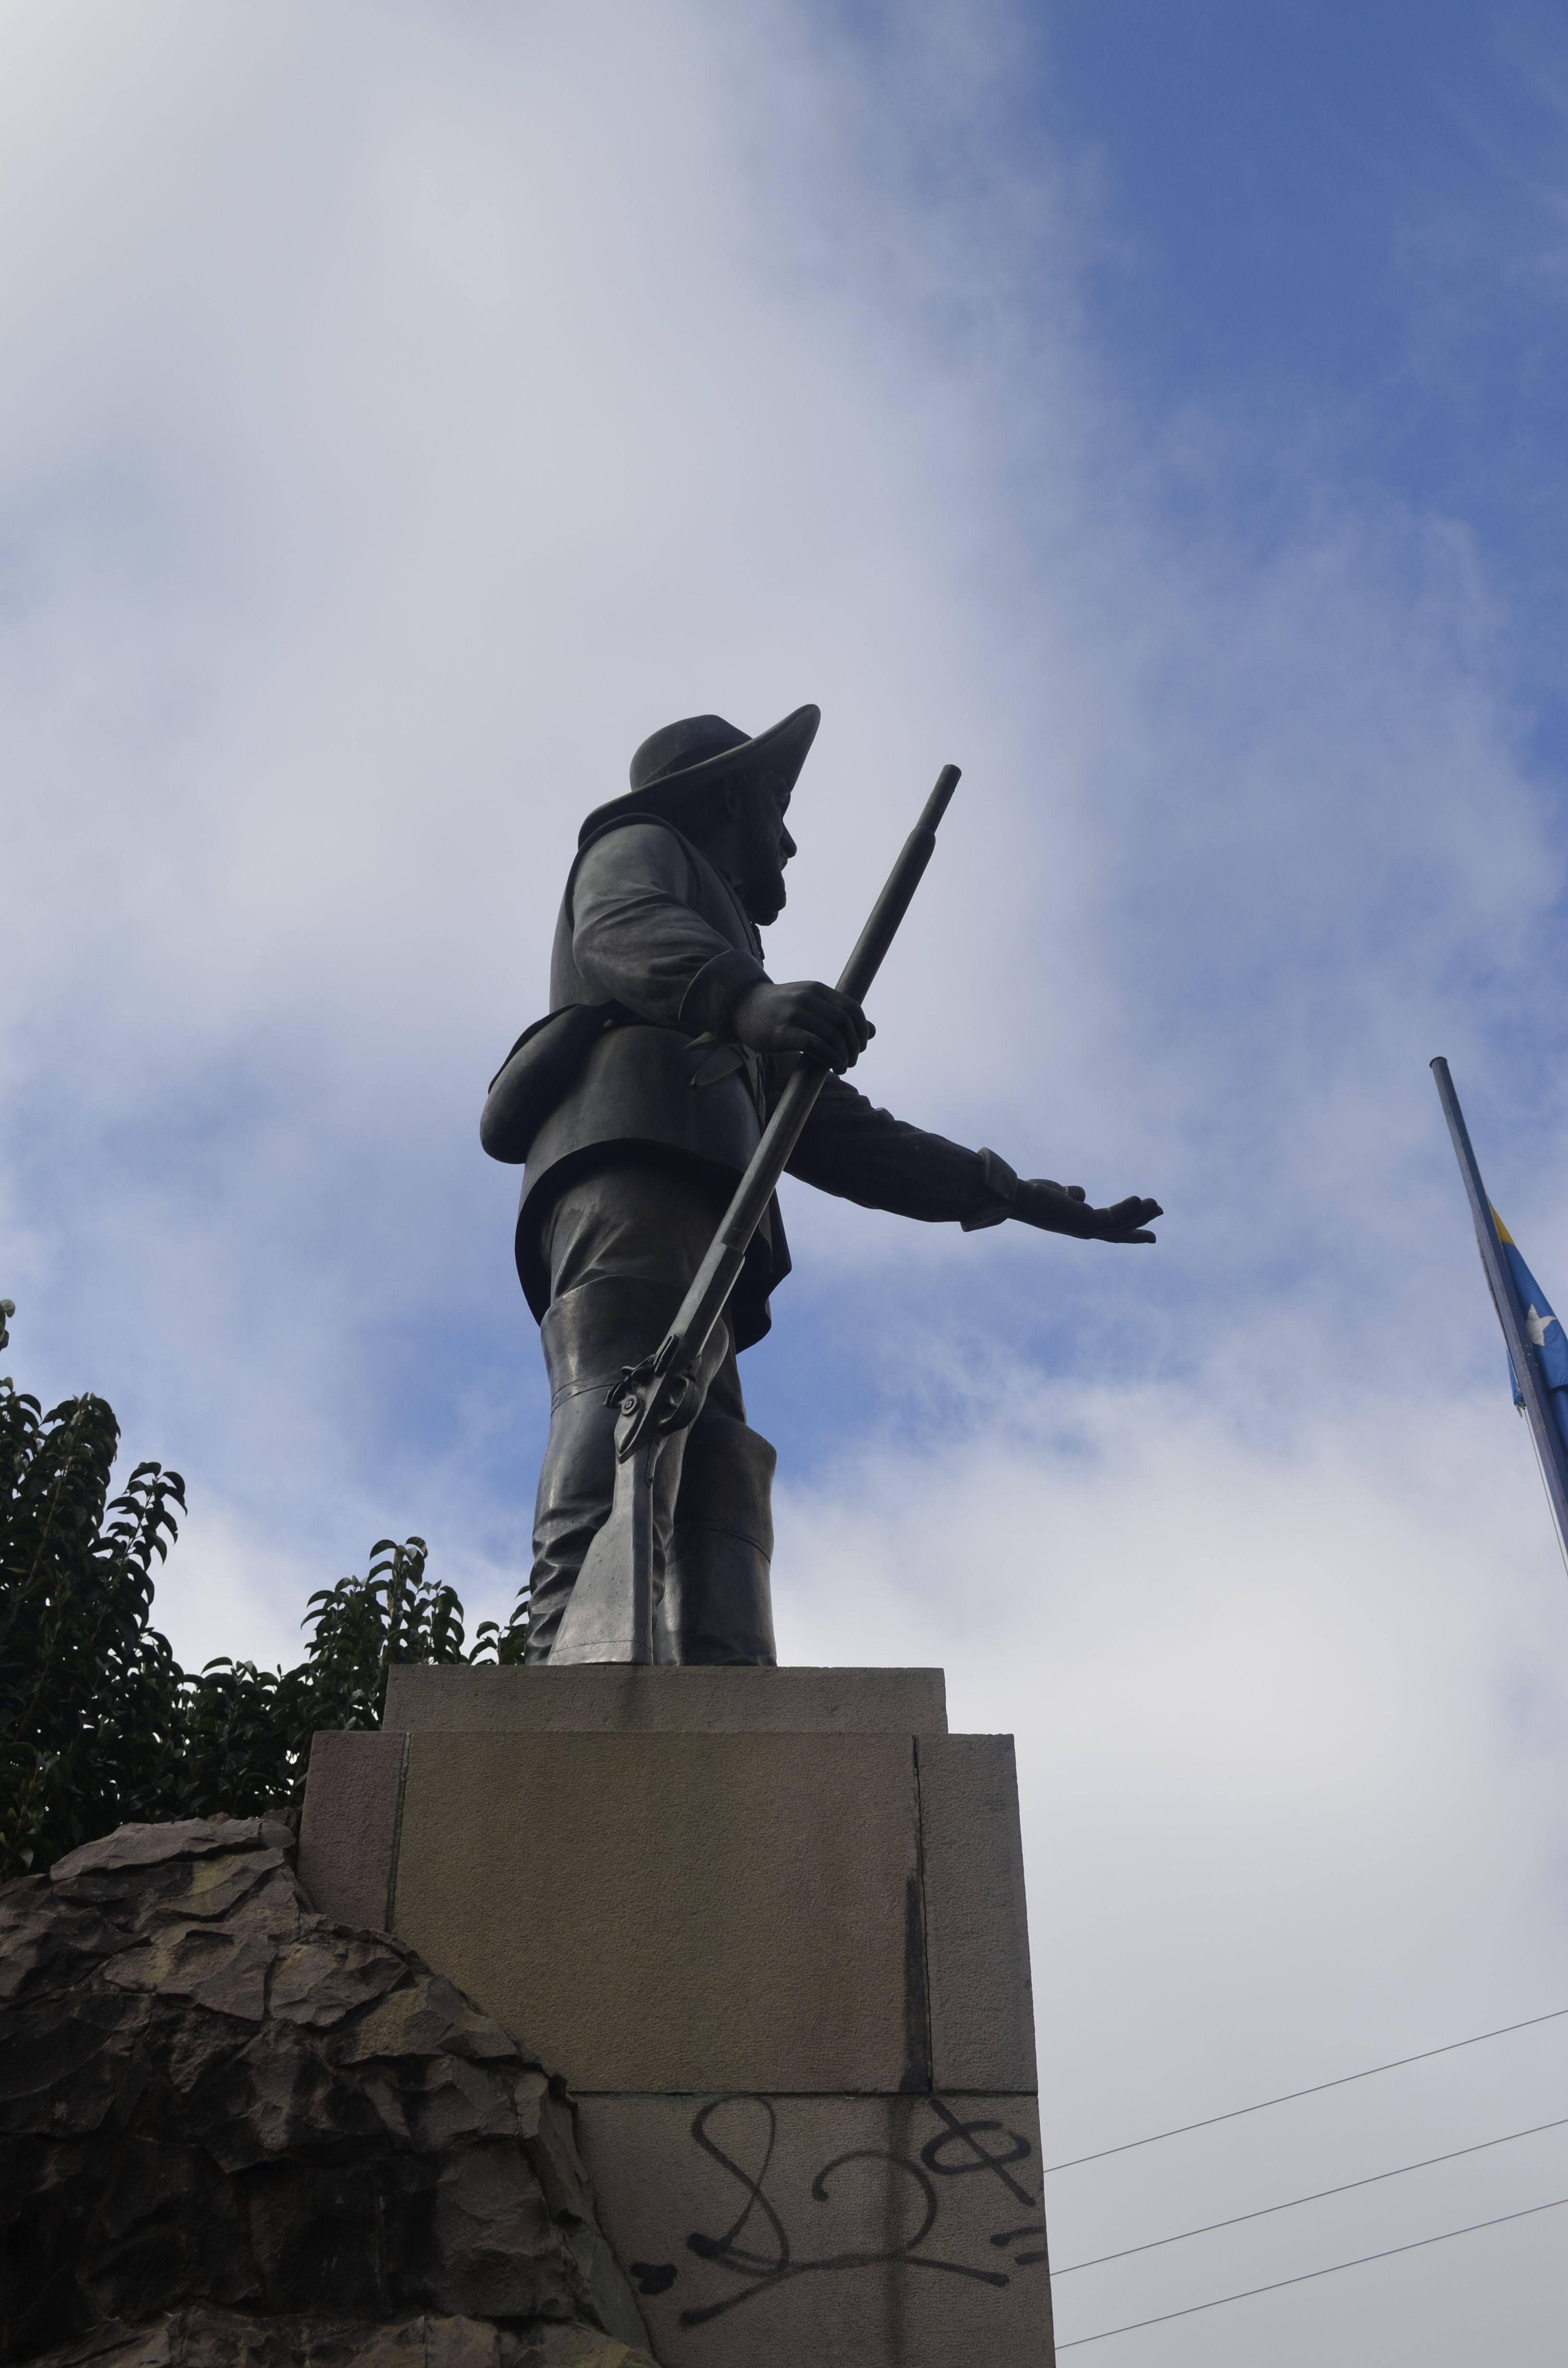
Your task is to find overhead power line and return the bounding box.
[1043,2003,1568,2174]
[1054,2192,1568,2350]
[1053,2111,1568,2273]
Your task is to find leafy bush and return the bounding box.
[0,1382,187,1880]
[0,1372,517,1882]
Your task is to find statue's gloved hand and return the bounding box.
[731,979,874,1073]
[1015,1179,1163,1243]
[964,1150,1161,1241]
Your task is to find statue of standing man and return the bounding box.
[483,705,1161,1665]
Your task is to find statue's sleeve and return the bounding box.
[785,1073,992,1222]
[569,823,767,1031]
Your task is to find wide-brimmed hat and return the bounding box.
[578,703,820,847]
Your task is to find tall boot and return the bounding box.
[526,1274,683,1662]
[660,1407,778,1665]
[527,1274,730,1662]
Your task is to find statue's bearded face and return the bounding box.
[726,768,796,926]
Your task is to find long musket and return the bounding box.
[550,763,962,1664]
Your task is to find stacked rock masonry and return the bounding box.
[0,1817,654,2368]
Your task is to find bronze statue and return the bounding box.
[483,706,1161,1666]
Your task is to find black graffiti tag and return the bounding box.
[676,2095,1038,2329]
[919,2096,1040,2207]
[919,2096,1049,2264]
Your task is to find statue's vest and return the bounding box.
[514,814,791,1345]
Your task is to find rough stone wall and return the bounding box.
[0,1819,652,2368]
[25,2307,652,2368]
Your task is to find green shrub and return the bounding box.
[0,1370,515,1882]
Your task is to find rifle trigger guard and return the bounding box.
[604,1356,656,1413]
[607,1360,700,1460]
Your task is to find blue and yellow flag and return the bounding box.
[1492,1209,1568,1448]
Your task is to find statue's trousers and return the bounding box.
[527,1160,778,1666]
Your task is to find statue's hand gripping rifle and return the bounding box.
[549,764,962,1665]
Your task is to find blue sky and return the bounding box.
[3,4,1568,2357]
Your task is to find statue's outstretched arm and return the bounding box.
[785,1078,1160,1243]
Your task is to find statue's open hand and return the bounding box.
[1015,1179,1163,1244]
[732,979,874,1073]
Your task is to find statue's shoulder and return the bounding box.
[564,809,756,956]
[566,811,705,907]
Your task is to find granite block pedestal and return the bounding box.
[299,1667,1054,2366]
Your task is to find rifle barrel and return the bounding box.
[837,764,960,1004]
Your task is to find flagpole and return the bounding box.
[1431,1056,1568,1561]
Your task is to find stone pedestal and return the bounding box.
[299,1667,1054,2366]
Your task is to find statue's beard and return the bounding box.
[744,865,787,927]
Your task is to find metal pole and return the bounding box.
[1430,1056,1568,1561]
